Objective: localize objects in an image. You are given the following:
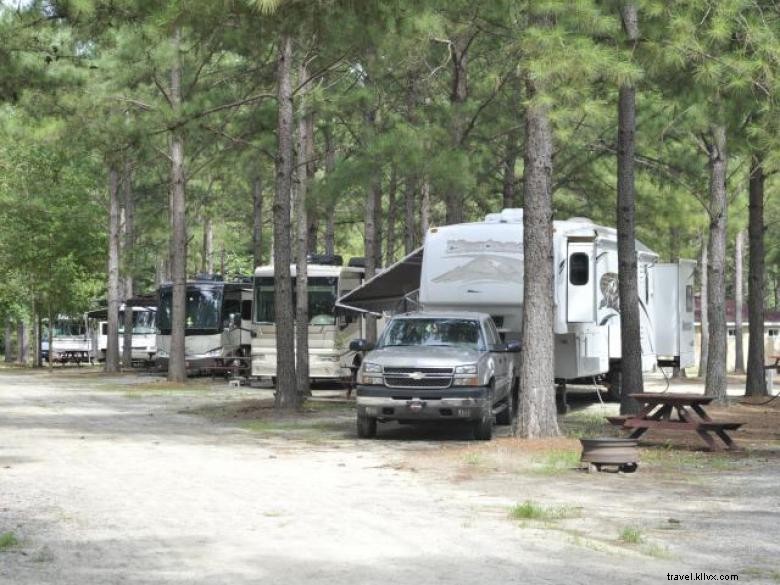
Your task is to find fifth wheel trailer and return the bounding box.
[338,208,695,398]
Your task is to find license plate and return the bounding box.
[407,400,426,412]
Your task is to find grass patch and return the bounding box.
[531,449,581,474]
[618,526,643,544]
[562,410,618,439]
[744,567,780,583]
[0,532,18,550]
[641,446,739,472]
[509,500,580,522]
[463,451,484,466]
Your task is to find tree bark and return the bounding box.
[616,3,643,415]
[202,216,213,274]
[105,164,121,373]
[420,180,430,237]
[704,124,728,403]
[364,175,380,343]
[4,319,13,362]
[404,176,417,255]
[386,165,397,266]
[323,127,337,257]
[295,62,311,399]
[698,235,709,378]
[273,33,298,410]
[502,128,519,209]
[16,320,27,366]
[122,161,135,369]
[733,229,745,374]
[252,176,263,267]
[746,154,767,396]
[518,40,559,438]
[168,25,188,383]
[445,34,470,224]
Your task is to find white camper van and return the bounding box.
[49,316,92,364]
[88,304,157,365]
[251,257,366,383]
[155,276,253,373]
[339,208,695,399]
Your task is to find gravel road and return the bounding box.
[1,369,777,584]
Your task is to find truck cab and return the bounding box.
[351,311,520,440]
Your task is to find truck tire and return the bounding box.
[357,414,377,438]
[472,410,493,441]
[496,385,514,426]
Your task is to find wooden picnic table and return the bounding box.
[607,393,743,451]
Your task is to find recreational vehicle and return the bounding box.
[87,303,157,365]
[49,316,92,364]
[251,256,366,383]
[155,276,253,373]
[340,208,695,400]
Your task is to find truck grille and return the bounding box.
[384,367,453,389]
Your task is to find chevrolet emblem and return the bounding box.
[409,371,425,380]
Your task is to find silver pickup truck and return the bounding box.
[350,311,520,440]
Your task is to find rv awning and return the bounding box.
[337,246,424,315]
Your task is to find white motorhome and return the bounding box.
[155,276,253,373]
[339,208,695,398]
[251,258,366,383]
[88,304,157,365]
[49,316,92,364]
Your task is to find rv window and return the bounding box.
[241,300,252,321]
[569,253,589,286]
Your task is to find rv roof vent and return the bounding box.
[500,208,523,223]
[348,257,366,268]
[307,253,343,266]
[567,217,594,224]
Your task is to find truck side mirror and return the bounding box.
[505,340,521,353]
[350,339,374,352]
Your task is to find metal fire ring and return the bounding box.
[580,437,639,473]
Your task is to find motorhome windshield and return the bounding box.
[119,310,156,334]
[53,321,85,337]
[254,276,338,325]
[378,318,484,350]
[158,285,223,333]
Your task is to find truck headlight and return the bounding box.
[318,355,340,363]
[454,364,477,374]
[363,362,382,373]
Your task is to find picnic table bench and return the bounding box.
[607,393,743,451]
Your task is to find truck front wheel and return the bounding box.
[357,414,377,438]
[472,410,493,441]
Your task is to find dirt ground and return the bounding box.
[1,368,779,584]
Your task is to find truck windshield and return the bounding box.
[378,318,483,350]
[158,285,223,333]
[119,310,156,335]
[254,276,338,325]
[52,321,85,337]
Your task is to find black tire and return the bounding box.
[496,384,514,426]
[357,414,377,438]
[472,410,493,441]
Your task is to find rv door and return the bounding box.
[567,241,596,323]
[653,260,696,368]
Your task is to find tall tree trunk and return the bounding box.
[202,216,213,274]
[704,125,728,403]
[734,229,745,374]
[374,183,383,269]
[273,33,298,410]
[403,177,417,254]
[420,180,430,237]
[36,314,42,368]
[295,62,311,399]
[122,161,135,369]
[364,176,380,343]
[518,27,559,438]
[4,319,13,362]
[669,225,685,378]
[16,320,27,366]
[252,176,263,267]
[323,127,337,257]
[616,3,643,415]
[168,25,188,384]
[444,34,470,224]
[304,111,318,255]
[698,236,709,378]
[386,165,397,266]
[105,164,121,373]
[502,127,519,209]
[746,155,767,396]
